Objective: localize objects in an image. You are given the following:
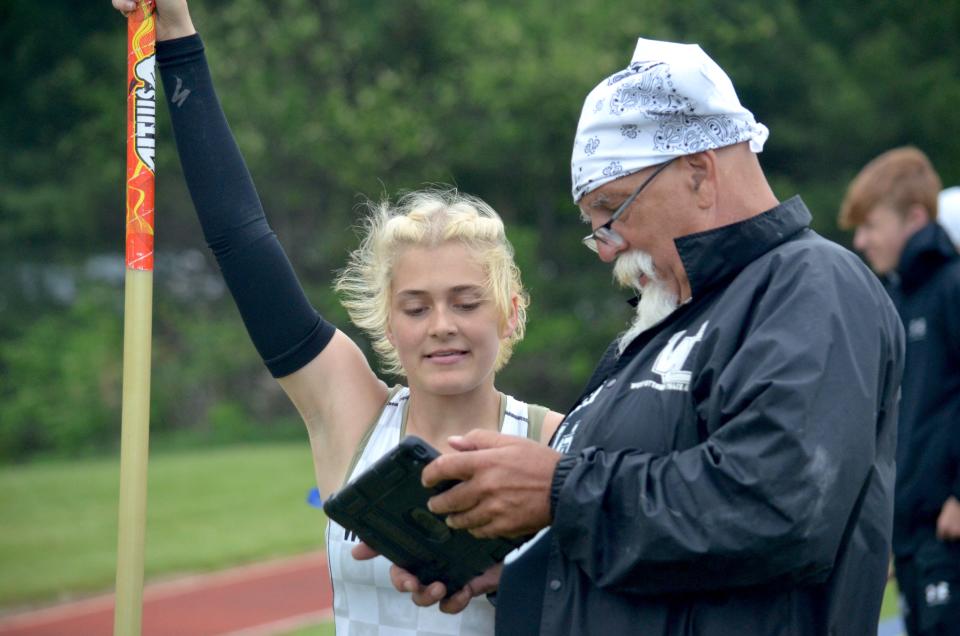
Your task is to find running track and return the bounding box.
[0,551,905,636]
[0,551,332,636]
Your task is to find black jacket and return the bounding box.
[502,198,904,635]
[888,222,960,556]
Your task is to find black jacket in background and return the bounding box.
[889,222,960,556]
[499,197,905,635]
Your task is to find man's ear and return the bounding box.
[905,203,931,233]
[501,295,520,340]
[684,151,717,209]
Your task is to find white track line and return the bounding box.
[224,608,334,636]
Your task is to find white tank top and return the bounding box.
[325,386,533,636]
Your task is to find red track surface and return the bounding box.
[0,551,332,636]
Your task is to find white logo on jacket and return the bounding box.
[553,380,618,452]
[908,317,927,341]
[926,581,951,606]
[631,321,709,392]
[553,421,579,454]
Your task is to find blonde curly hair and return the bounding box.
[334,188,529,377]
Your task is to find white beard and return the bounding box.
[613,250,679,355]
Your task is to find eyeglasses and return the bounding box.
[581,159,675,253]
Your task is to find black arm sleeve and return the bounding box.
[156,34,334,377]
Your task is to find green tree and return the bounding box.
[2,1,957,459]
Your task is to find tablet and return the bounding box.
[322,435,526,593]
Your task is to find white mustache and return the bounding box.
[613,250,657,289]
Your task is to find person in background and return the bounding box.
[839,146,960,636]
[395,37,905,635]
[111,1,563,634]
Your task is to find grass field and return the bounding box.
[1,442,902,630]
[881,580,900,620]
[0,442,322,609]
[282,623,335,636]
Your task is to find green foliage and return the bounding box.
[0,287,123,459]
[0,4,126,251]
[0,443,318,607]
[1,1,957,459]
[0,277,306,460]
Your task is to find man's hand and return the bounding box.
[422,429,561,539]
[936,496,960,541]
[351,542,502,614]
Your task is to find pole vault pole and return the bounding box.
[114,1,157,634]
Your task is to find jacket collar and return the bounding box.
[896,222,959,292]
[673,195,812,299]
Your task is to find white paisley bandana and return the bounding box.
[571,37,769,202]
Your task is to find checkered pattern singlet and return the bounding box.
[325,387,532,636]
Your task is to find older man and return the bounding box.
[396,38,904,634]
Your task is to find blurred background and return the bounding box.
[1,0,957,623]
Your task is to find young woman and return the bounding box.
[112,1,563,633]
